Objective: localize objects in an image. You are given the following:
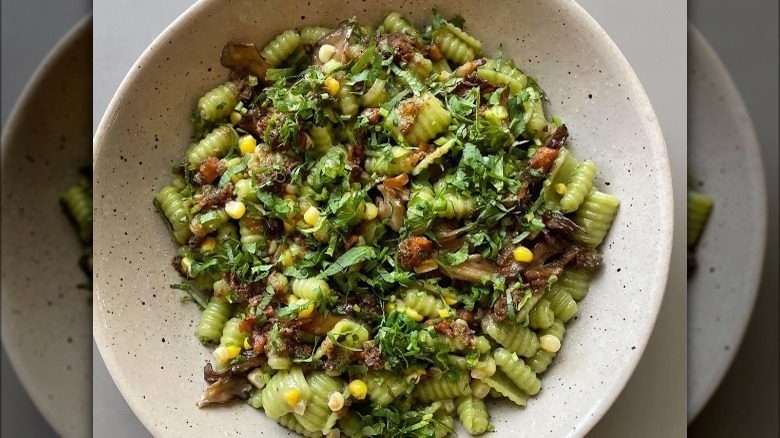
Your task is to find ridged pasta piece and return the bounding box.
[261,30,302,67]
[186,125,237,167]
[294,372,345,434]
[248,388,264,409]
[326,319,369,349]
[62,183,92,244]
[155,185,191,244]
[447,354,496,380]
[337,81,360,117]
[481,316,538,357]
[219,317,248,348]
[455,395,490,435]
[197,81,240,123]
[687,189,713,248]
[359,79,390,108]
[572,189,620,248]
[190,209,230,238]
[383,12,420,37]
[560,160,597,213]
[364,146,419,176]
[407,52,433,80]
[542,286,578,323]
[338,411,364,437]
[197,296,232,343]
[476,59,528,95]
[526,320,565,374]
[308,124,336,154]
[543,147,579,208]
[366,371,409,406]
[551,269,591,301]
[528,298,554,329]
[262,367,312,420]
[413,371,471,403]
[433,414,454,438]
[387,93,451,146]
[434,181,476,219]
[238,216,266,254]
[432,23,482,64]
[278,414,321,438]
[301,26,330,46]
[523,87,547,138]
[493,348,541,395]
[484,369,528,406]
[402,289,447,319]
[291,277,332,302]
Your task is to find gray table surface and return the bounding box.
[1,2,91,437]
[91,1,688,436]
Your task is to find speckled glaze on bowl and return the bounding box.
[0,16,92,438]
[93,1,672,436]
[687,26,766,422]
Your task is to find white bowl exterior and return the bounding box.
[687,26,767,420]
[0,16,92,438]
[93,1,672,436]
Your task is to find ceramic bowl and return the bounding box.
[686,25,766,421]
[1,16,92,438]
[93,1,672,436]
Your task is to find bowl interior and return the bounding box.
[686,26,766,420]
[1,17,92,438]
[93,1,672,436]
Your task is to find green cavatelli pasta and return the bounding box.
[219,317,248,348]
[278,414,321,438]
[261,30,302,67]
[687,189,713,248]
[387,92,451,146]
[383,12,421,37]
[300,26,330,46]
[482,317,539,358]
[523,87,547,137]
[308,124,336,154]
[155,185,191,244]
[190,209,230,238]
[543,286,578,323]
[402,289,447,319]
[359,79,390,108]
[573,189,620,248]
[247,388,264,409]
[476,59,528,96]
[262,367,312,420]
[238,216,266,254]
[62,183,93,245]
[197,296,231,343]
[186,124,237,167]
[551,269,591,301]
[364,146,419,176]
[291,277,332,302]
[433,414,455,438]
[293,372,344,434]
[543,147,579,208]
[560,160,597,213]
[493,348,541,395]
[337,80,360,117]
[326,319,370,350]
[484,370,529,406]
[413,371,471,403]
[366,371,409,406]
[528,298,554,329]
[527,320,565,374]
[456,395,490,435]
[432,22,482,65]
[197,81,240,123]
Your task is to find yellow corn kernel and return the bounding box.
[348,380,368,400]
[243,337,252,350]
[297,299,314,318]
[318,44,338,63]
[323,76,340,96]
[181,257,194,278]
[385,302,396,312]
[362,202,378,221]
[437,309,450,319]
[554,183,567,195]
[283,221,295,232]
[230,111,242,125]
[200,236,216,252]
[287,294,297,305]
[231,174,241,184]
[327,391,345,411]
[405,308,423,322]
[284,389,300,407]
[443,292,459,306]
[539,334,562,353]
[225,200,246,219]
[281,249,294,267]
[238,134,256,156]
[225,345,241,360]
[512,246,534,263]
[303,206,321,226]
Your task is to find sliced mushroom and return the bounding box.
[311,20,355,64]
[220,41,272,81]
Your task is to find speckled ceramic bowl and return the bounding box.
[93,1,672,436]
[687,26,766,422]
[1,16,92,438]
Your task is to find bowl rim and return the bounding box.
[0,13,93,438]
[92,1,674,435]
[686,24,767,422]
